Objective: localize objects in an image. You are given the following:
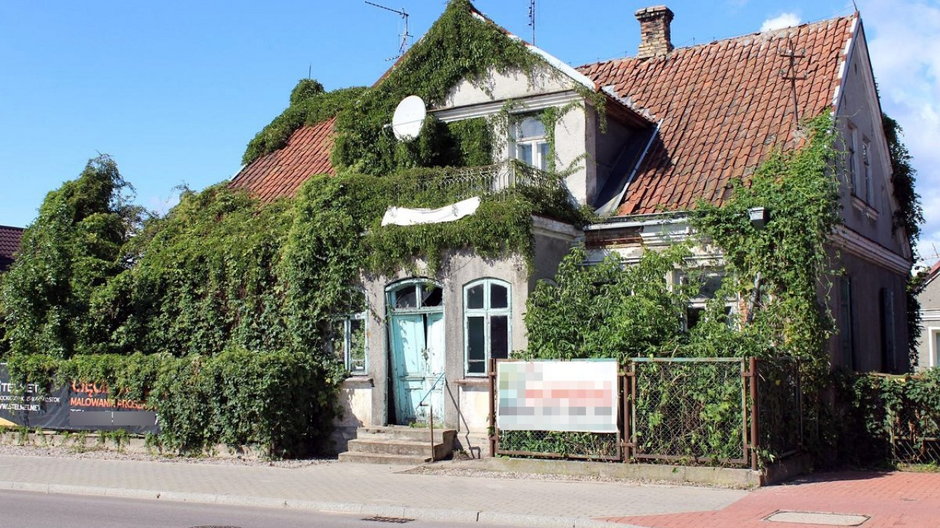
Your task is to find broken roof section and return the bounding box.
[578,15,857,215]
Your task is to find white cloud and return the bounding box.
[760,12,801,32]
[862,0,940,261]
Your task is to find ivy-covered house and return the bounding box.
[230,2,913,454]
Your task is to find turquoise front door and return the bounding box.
[387,281,445,424]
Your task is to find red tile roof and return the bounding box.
[0,225,24,272]
[578,16,856,215]
[229,117,336,202]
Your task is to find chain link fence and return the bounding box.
[490,357,809,468]
[756,358,803,461]
[628,358,748,466]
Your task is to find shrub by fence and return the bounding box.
[4,349,338,458]
[835,368,940,466]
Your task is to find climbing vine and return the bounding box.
[882,114,924,365]
[332,0,562,174]
[527,114,842,380]
[242,82,365,165]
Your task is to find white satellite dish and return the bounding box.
[392,95,426,141]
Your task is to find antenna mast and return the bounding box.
[528,0,536,45]
[365,1,412,60]
[779,38,807,125]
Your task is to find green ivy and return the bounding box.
[331,0,546,174]
[831,368,940,466]
[242,83,366,165]
[0,156,142,359]
[882,115,924,365]
[6,349,336,458]
[692,114,841,380]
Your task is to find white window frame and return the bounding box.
[463,278,512,376]
[674,269,735,330]
[929,327,940,368]
[331,311,368,375]
[512,116,550,171]
[847,121,860,196]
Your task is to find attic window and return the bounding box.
[513,116,550,171]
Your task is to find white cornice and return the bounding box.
[531,214,582,241]
[830,225,911,275]
[431,91,581,123]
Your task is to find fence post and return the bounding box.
[619,367,627,462]
[749,357,760,471]
[488,357,497,458]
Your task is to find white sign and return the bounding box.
[497,360,619,433]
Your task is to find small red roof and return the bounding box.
[578,15,856,215]
[0,225,24,272]
[229,117,336,202]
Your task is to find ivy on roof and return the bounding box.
[242,81,366,166]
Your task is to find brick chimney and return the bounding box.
[635,6,674,59]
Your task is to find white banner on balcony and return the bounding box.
[381,196,481,227]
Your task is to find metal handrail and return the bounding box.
[417,371,446,408]
[417,371,446,461]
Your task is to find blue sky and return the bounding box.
[2,1,938,262]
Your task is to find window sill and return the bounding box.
[341,376,374,387]
[851,195,878,220]
[454,377,490,388]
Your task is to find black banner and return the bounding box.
[0,364,159,434]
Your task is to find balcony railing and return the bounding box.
[408,160,561,203]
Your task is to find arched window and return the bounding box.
[464,278,511,375]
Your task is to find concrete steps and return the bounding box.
[338,426,456,465]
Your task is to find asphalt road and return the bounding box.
[0,490,515,528]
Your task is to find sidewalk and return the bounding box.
[604,471,940,528]
[0,453,744,527]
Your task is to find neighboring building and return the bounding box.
[916,263,940,370]
[230,3,913,452]
[0,225,24,273]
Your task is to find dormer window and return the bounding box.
[514,116,550,171]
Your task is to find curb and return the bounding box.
[0,480,642,528]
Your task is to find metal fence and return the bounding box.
[627,358,749,466]
[411,161,559,202]
[490,357,803,469]
[756,358,803,460]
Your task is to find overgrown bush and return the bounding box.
[0,156,142,359]
[830,368,940,466]
[7,350,336,457]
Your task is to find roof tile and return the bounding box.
[229,117,336,203]
[577,15,856,215]
[0,225,24,272]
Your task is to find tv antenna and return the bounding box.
[528,0,536,45]
[365,1,412,60]
[779,38,807,125]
